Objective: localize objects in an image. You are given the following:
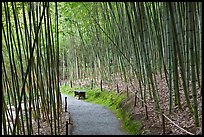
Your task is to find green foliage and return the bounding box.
[2,2,202,135]
[58,2,201,127]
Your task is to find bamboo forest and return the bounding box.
[2,2,202,135]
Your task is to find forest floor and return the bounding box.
[31,94,73,135]
[72,73,202,135]
[31,111,72,135]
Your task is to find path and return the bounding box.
[61,93,127,135]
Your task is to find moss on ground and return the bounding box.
[60,85,141,135]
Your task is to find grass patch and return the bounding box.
[60,85,141,135]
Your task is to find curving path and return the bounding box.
[61,93,127,135]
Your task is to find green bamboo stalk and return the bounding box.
[169,2,193,114]
[12,2,47,134]
[189,3,199,127]
[11,2,27,134]
[165,3,173,114]
[3,2,21,134]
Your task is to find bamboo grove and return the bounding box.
[58,2,202,127]
[2,2,62,135]
[1,2,202,135]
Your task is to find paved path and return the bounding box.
[61,93,127,135]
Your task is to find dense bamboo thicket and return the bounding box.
[2,2,62,135]
[2,2,202,135]
[58,2,202,127]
